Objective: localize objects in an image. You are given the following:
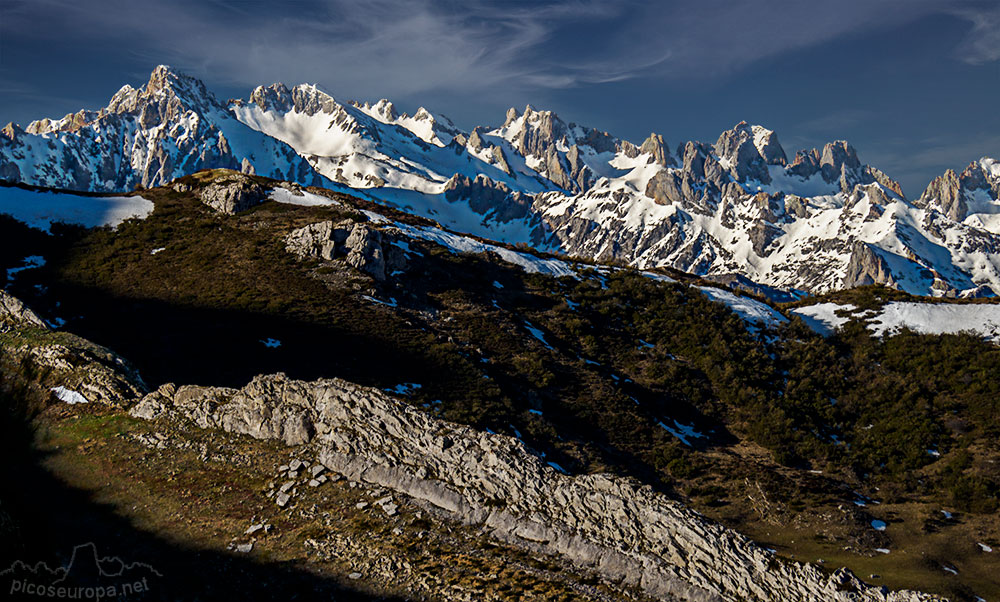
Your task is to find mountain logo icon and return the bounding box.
[2,542,162,600]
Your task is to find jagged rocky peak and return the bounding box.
[370,98,399,121]
[513,104,569,155]
[866,165,906,199]
[503,106,520,127]
[102,64,223,125]
[411,106,433,121]
[917,157,1000,221]
[819,140,861,180]
[639,133,673,166]
[247,83,341,117]
[1,122,24,141]
[750,125,787,166]
[713,121,774,184]
[444,173,531,222]
[145,64,205,97]
[25,109,100,135]
[785,141,861,183]
[678,140,711,176]
[247,82,293,112]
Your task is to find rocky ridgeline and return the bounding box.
[0,290,47,332]
[0,65,320,191]
[128,373,942,602]
[0,291,147,406]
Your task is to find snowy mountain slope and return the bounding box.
[791,300,1000,342]
[485,105,648,193]
[0,184,152,231]
[230,82,561,242]
[0,66,326,192]
[529,124,1000,297]
[4,66,1000,297]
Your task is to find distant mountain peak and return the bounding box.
[3,68,1000,298]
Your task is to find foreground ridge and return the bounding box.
[130,373,942,602]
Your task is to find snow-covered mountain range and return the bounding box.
[3,65,1000,298]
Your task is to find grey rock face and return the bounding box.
[130,373,941,602]
[820,141,862,183]
[843,242,897,289]
[787,149,821,179]
[197,173,268,214]
[713,122,771,184]
[754,127,788,166]
[0,290,48,332]
[918,169,966,221]
[444,174,532,222]
[640,133,675,167]
[344,224,386,280]
[284,220,346,261]
[284,220,405,281]
[914,160,1000,222]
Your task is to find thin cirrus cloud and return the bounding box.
[952,5,1000,63]
[3,0,998,100]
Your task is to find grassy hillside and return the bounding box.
[1,171,997,600]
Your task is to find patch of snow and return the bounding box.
[260,338,282,348]
[362,295,399,307]
[523,322,554,349]
[697,286,787,329]
[942,566,958,575]
[941,510,954,519]
[978,542,993,553]
[871,520,887,531]
[789,303,857,336]
[641,270,677,283]
[392,239,420,256]
[268,187,338,207]
[390,221,577,278]
[492,280,504,289]
[658,419,706,446]
[0,187,153,232]
[51,386,88,404]
[868,301,1000,342]
[547,461,569,474]
[5,255,46,282]
[528,409,543,416]
[150,247,166,255]
[874,548,891,554]
[387,383,422,395]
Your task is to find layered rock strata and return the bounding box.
[129,373,941,602]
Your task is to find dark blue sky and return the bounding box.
[2,0,999,196]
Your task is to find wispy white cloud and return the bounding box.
[952,5,1000,64]
[5,0,995,103]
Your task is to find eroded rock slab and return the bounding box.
[129,373,942,602]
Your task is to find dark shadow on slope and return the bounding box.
[0,377,404,602]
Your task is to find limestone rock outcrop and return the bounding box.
[0,290,48,332]
[130,373,942,602]
[0,292,147,406]
[197,172,268,214]
[284,220,406,281]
